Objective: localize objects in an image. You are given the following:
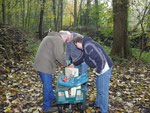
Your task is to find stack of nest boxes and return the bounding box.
[64,67,81,97]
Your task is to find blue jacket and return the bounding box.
[73,37,113,74]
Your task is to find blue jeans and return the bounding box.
[75,62,88,93]
[95,67,112,113]
[38,72,55,110]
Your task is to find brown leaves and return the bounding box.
[0,59,150,112]
[0,26,29,62]
[108,61,150,112]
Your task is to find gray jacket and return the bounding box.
[33,32,66,74]
[65,32,83,60]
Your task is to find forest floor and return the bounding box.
[0,26,150,113]
[0,58,150,113]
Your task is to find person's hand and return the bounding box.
[66,60,71,66]
[69,64,74,68]
[66,60,69,65]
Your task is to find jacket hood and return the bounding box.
[82,37,92,47]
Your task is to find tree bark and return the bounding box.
[22,0,25,28]
[60,0,63,29]
[85,0,91,25]
[95,0,99,29]
[39,0,46,40]
[74,0,77,26]
[79,0,83,25]
[52,0,57,31]
[110,0,132,58]
[57,0,61,31]
[2,0,5,24]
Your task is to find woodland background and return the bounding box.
[0,0,150,113]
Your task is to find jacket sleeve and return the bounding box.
[73,52,84,66]
[54,38,66,67]
[85,44,106,74]
[65,42,71,60]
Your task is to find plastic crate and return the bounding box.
[56,84,85,104]
[58,72,88,88]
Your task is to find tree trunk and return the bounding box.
[60,0,63,29]
[110,0,132,58]
[27,2,31,32]
[7,0,11,25]
[85,0,91,25]
[15,1,19,27]
[79,0,83,25]
[25,0,29,31]
[138,8,150,62]
[39,0,46,40]
[2,0,5,24]
[74,0,77,26]
[147,10,150,32]
[95,0,99,29]
[22,0,25,28]
[52,0,57,31]
[57,0,61,31]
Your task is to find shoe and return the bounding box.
[51,98,57,107]
[89,101,94,106]
[89,101,99,108]
[43,107,57,113]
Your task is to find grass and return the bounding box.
[132,48,150,64]
[102,43,150,64]
[26,37,41,61]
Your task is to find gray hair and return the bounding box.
[59,30,71,39]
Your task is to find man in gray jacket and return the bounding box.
[59,30,88,93]
[34,31,68,112]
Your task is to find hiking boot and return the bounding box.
[43,107,58,113]
[89,101,99,108]
[89,101,96,107]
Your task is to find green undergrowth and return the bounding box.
[27,37,150,65]
[26,37,41,61]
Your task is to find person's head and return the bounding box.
[59,30,73,42]
[74,36,83,50]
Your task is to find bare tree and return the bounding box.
[137,3,150,62]
[129,1,150,34]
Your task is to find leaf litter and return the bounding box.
[0,59,150,113]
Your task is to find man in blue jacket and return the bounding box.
[70,36,113,113]
[59,30,88,93]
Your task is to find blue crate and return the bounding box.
[56,73,88,104]
[56,85,85,104]
[58,72,88,88]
